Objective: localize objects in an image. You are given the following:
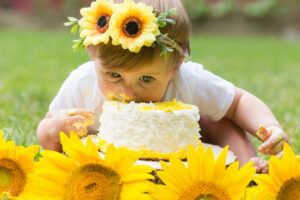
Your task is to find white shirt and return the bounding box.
[49,61,235,133]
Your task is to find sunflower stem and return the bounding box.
[1,191,10,200]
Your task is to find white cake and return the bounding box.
[97,99,201,159]
[80,99,236,167]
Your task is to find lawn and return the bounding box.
[0,28,299,155]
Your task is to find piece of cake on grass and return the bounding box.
[82,99,236,169]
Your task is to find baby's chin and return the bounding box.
[133,98,157,103]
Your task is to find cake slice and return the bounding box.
[98,99,201,159]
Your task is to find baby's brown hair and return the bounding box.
[92,0,191,70]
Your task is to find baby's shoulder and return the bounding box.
[62,61,97,93]
[181,61,204,70]
[177,61,205,80]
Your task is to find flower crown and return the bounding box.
[64,0,184,59]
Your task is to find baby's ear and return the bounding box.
[171,55,185,78]
[179,55,185,68]
[174,55,185,71]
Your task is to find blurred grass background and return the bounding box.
[0,28,299,155]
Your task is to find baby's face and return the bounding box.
[94,56,177,103]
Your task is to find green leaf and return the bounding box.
[165,18,175,24]
[158,33,168,40]
[157,6,177,27]
[163,52,167,60]
[168,8,177,16]
[67,16,79,22]
[166,46,174,52]
[72,39,81,43]
[157,43,168,60]
[71,24,78,34]
[157,20,167,27]
[72,38,86,52]
[64,21,73,26]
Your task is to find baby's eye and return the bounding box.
[140,76,154,83]
[109,72,121,78]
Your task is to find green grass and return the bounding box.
[0,29,299,155]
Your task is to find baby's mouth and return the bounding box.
[104,91,132,103]
[103,90,153,103]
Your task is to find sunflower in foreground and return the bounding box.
[241,187,258,200]
[0,130,39,198]
[24,132,155,200]
[156,144,256,200]
[78,0,114,46]
[256,143,300,200]
[109,0,160,53]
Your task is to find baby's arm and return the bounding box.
[225,87,289,155]
[37,110,94,152]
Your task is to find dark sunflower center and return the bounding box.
[0,159,26,196]
[65,163,122,200]
[122,17,142,38]
[179,182,231,200]
[0,167,13,188]
[85,182,97,193]
[97,14,110,33]
[277,177,300,200]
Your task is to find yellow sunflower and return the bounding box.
[0,130,40,197]
[109,0,160,53]
[155,144,256,200]
[78,0,114,46]
[241,187,258,200]
[256,143,300,200]
[24,132,155,200]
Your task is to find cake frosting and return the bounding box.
[97,99,201,159]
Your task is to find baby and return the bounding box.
[37,0,289,173]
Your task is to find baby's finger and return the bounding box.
[68,115,86,125]
[264,141,285,155]
[258,129,284,152]
[256,161,269,174]
[256,125,271,141]
[249,157,267,173]
[276,150,284,158]
[282,134,290,144]
[69,116,90,137]
[258,137,281,154]
[261,168,269,174]
[67,109,95,126]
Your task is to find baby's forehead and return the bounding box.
[99,55,173,74]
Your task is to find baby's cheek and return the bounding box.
[97,76,113,93]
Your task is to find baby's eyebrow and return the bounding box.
[141,72,160,75]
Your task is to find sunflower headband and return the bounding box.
[64,0,184,59]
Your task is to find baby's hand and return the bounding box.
[52,109,95,141]
[257,125,289,155]
[249,157,268,174]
